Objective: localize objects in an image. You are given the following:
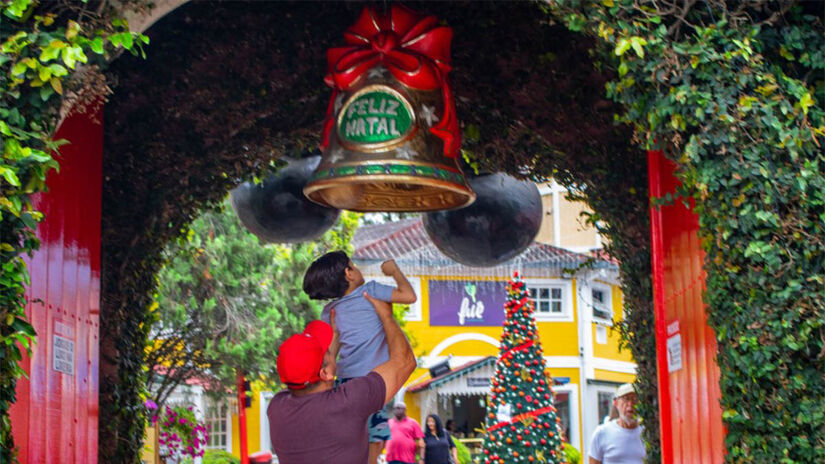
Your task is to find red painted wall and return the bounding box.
[9,108,103,463]
[648,150,725,463]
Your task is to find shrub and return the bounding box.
[203,449,240,464]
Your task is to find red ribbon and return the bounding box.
[497,340,535,363]
[320,5,461,158]
[487,406,557,432]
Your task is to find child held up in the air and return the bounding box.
[302,251,417,464]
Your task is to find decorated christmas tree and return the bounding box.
[481,272,566,464]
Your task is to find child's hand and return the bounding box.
[381,259,400,276]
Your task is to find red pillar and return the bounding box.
[647,150,725,463]
[237,372,249,464]
[10,106,103,464]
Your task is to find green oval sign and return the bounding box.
[338,88,413,145]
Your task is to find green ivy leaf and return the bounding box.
[615,38,631,56]
[39,39,66,62]
[630,37,647,58]
[39,85,53,101]
[0,167,21,187]
[19,211,37,229]
[10,61,28,77]
[3,0,33,19]
[797,92,814,115]
[90,36,104,54]
[10,317,35,337]
[37,65,51,82]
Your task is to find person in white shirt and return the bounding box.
[589,383,646,464]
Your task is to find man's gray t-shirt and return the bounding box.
[589,419,645,464]
[321,281,394,378]
[268,372,386,464]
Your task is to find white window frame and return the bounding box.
[204,397,232,452]
[590,282,613,326]
[260,391,275,452]
[583,382,622,458]
[524,279,573,322]
[551,384,580,451]
[370,276,422,321]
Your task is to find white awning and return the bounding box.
[407,356,496,397]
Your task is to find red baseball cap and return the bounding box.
[277,320,334,389]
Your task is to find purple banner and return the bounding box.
[428,280,507,326]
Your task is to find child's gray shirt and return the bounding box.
[321,280,395,379]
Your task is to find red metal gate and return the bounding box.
[9,108,103,464]
[648,150,725,463]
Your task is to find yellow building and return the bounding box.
[352,216,634,458]
[536,180,604,252]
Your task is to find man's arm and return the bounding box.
[588,427,603,464]
[381,259,417,304]
[416,437,425,464]
[365,292,416,404]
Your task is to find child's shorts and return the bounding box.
[336,377,391,443]
[368,409,391,442]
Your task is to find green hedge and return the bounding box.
[203,449,241,464]
[550,1,825,462]
[0,1,145,460]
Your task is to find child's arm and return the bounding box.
[381,259,417,304]
[328,309,341,361]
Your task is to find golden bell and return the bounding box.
[304,66,475,212]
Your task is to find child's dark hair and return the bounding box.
[303,251,350,300]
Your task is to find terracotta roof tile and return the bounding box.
[352,217,616,278]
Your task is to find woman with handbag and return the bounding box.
[422,414,459,464]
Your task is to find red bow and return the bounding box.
[320,5,461,158]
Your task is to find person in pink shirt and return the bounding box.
[386,403,425,464]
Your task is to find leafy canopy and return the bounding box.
[146,199,360,403]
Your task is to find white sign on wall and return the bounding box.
[53,335,74,375]
[666,334,683,372]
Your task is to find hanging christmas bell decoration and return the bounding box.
[423,173,542,267]
[303,5,475,212]
[230,156,340,244]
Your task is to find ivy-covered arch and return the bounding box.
[100,2,655,461]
